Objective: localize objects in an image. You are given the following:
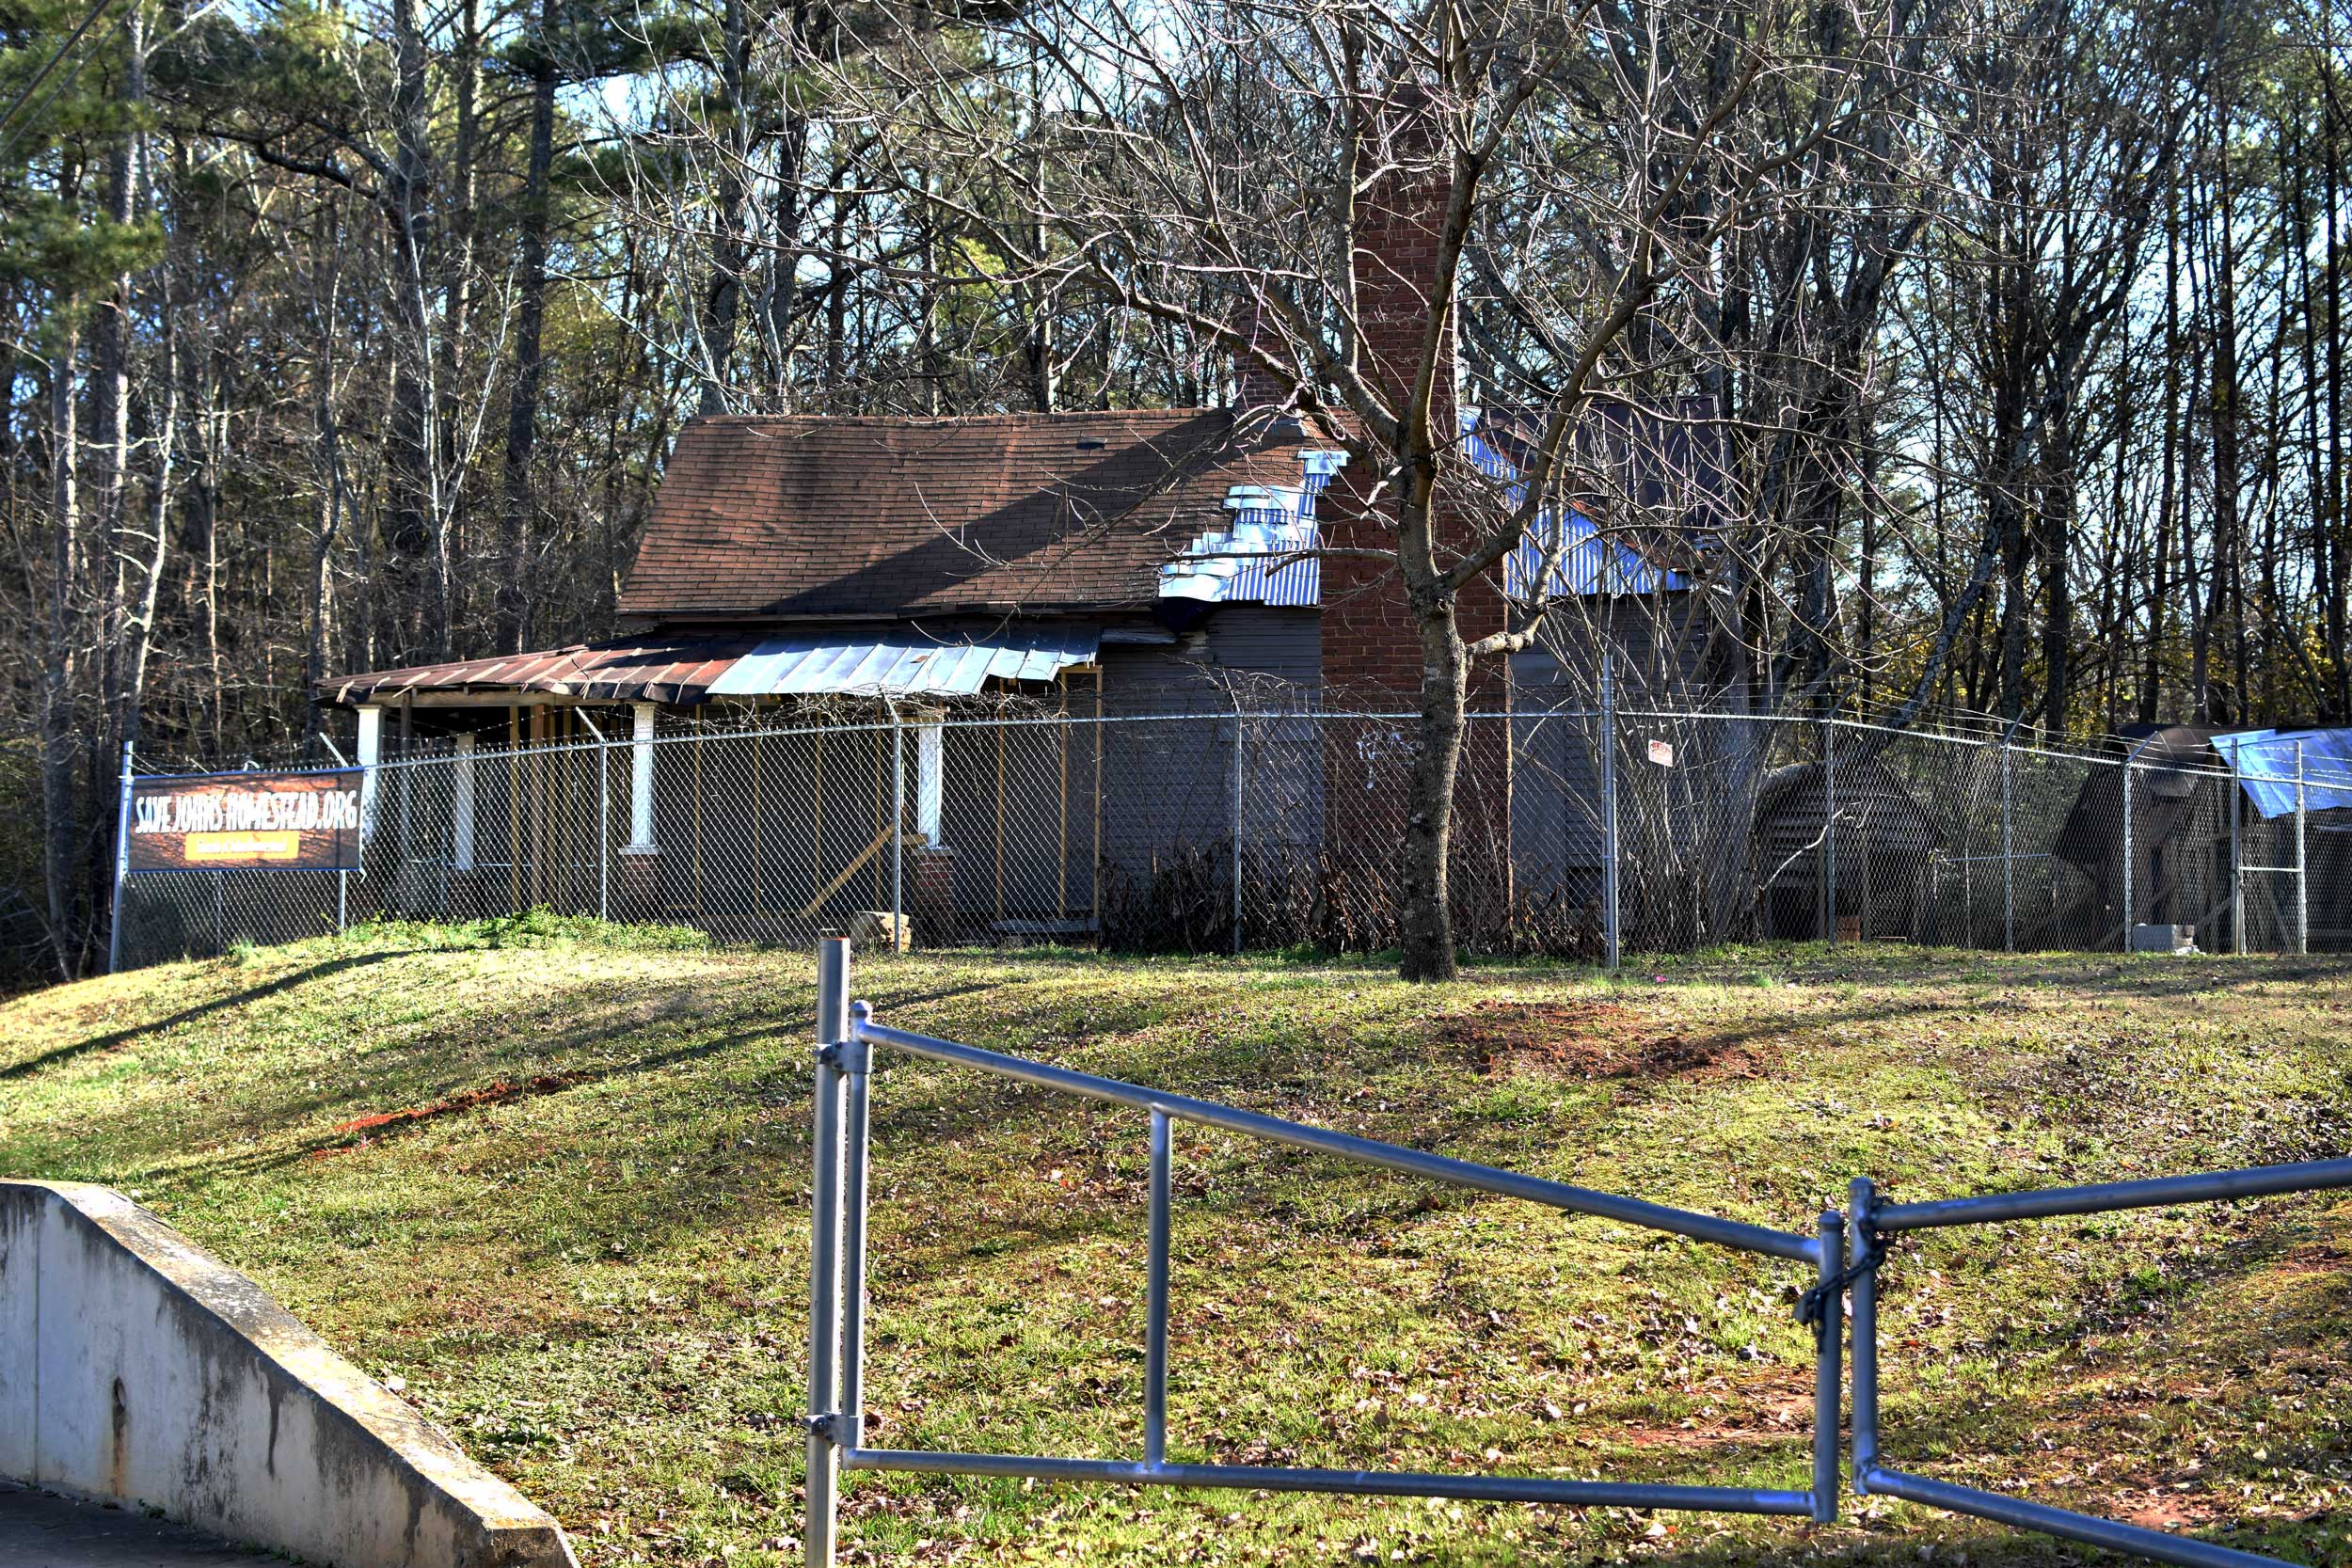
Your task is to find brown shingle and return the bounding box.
[614,409,1327,624]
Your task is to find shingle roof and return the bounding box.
[616,409,1329,624]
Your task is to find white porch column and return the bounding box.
[916,722,945,847]
[356,705,384,845]
[451,733,477,871]
[626,703,659,852]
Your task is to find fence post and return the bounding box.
[452,733,478,875]
[1811,1208,1844,1523]
[2000,737,2014,954]
[2121,752,2134,950]
[106,739,134,974]
[578,710,612,923]
[1600,654,1619,972]
[1146,1109,1171,1468]
[1820,714,1836,942]
[322,732,353,934]
[890,708,905,947]
[806,936,850,1568]
[2296,739,2309,957]
[394,705,418,916]
[1847,1176,1880,1492]
[2231,747,2245,956]
[1232,709,1245,958]
[356,705,383,846]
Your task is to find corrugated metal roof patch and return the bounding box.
[1158,451,1345,607]
[707,629,1101,698]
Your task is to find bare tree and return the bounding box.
[819,0,1931,976]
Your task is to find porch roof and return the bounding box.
[320,627,1100,708]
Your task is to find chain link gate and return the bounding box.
[802,936,2352,1568]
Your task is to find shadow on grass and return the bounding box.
[0,949,421,1083]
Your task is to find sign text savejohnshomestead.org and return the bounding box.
[127,769,365,873]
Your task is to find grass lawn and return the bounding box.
[6,921,2352,1567]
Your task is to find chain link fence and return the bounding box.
[113,703,2352,969]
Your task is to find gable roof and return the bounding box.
[616,409,1331,626]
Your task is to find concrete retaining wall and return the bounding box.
[0,1180,576,1568]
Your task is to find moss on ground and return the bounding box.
[5,926,2352,1566]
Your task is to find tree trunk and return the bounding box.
[2328,84,2347,718]
[384,0,439,661]
[122,255,180,757]
[309,255,348,721]
[92,16,141,761]
[695,0,749,415]
[198,362,224,752]
[1993,373,2031,721]
[2040,403,2074,736]
[2146,177,2180,723]
[436,0,481,638]
[501,0,556,654]
[822,166,853,407]
[2208,117,2242,724]
[40,313,82,980]
[1398,596,1466,982]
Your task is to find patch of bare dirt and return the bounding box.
[308,1070,587,1157]
[1433,1001,1770,1082]
[1615,1409,1815,1453]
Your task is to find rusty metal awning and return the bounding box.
[321,628,1100,708]
[320,637,766,707]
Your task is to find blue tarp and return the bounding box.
[2209,729,2352,817]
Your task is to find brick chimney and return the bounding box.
[1353,92,1456,437]
[1232,293,1291,417]
[1320,90,1499,705]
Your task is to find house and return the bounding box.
[319,165,1741,946]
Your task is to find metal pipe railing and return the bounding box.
[803,937,2352,1568]
[1849,1155,2352,1568]
[803,939,1837,1568]
[1857,1467,2287,1568]
[1810,1210,1843,1523]
[838,1449,1815,1513]
[849,1013,1817,1263]
[1144,1108,1171,1470]
[803,940,849,1568]
[1872,1157,2352,1231]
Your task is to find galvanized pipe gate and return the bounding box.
[803,938,2352,1568]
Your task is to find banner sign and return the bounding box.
[128,769,364,873]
